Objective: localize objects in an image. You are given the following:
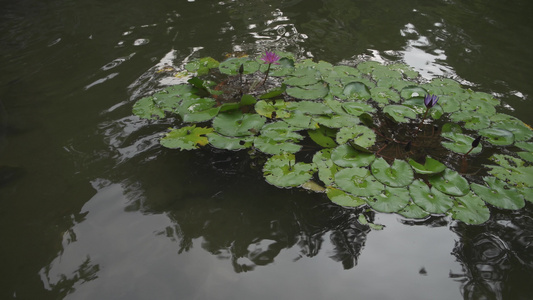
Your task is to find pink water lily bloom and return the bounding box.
[260,51,281,65]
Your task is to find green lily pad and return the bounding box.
[366,187,410,213]
[263,153,316,188]
[450,111,490,130]
[471,177,525,210]
[336,125,376,148]
[486,154,533,188]
[341,82,371,100]
[268,57,295,77]
[370,87,401,104]
[341,101,376,116]
[331,144,375,168]
[408,157,446,174]
[468,91,500,106]
[254,121,303,154]
[254,136,302,154]
[441,123,463,134]
[177,98,220,123]
[313,149,340,186]
[160,126,213,150]
[212,111,266,137]
[398,201,431,219]
[478,128,514,146]
[286,82,329,100]
[441,132,483,155]
[207,133,253,150]
[326,188,366,207]
[461,99,497,116]
[283,65,321,86]
[400,86,427,99]
[260,84,287,99]
[308,126,337,148]
[286,101,332,115]
[219,57,259,75]
[428,168,470,196]
[185,57,219,75]
[516,142,533,152]
[493,122,533,142]
[315,114,359,128]
[371,158,414,187]
[255,100,290,119]
[437,95,462,113]
[334,167,384,197]
[383,105,417,123]
[450,192,490,225]
[409,179,454,214]
[132,96,165,120]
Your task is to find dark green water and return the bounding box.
[1,0,532,299]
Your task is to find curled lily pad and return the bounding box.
[450,192,490,225]
[160,126,213,150]
[409,179,454,214]
[334,167,384,197]
[207,133,253,150]
[263,153,316,188]
[366,187,410,213]
[429,169,470,197]
[383,105,417,123]
[478,128,514,146]
[371,158,414,187]
[313,149,340,186]
[331,144,375,168]
[441,132,483,155]
[408,157,446,174]
[212,111,266,137]
[471,177,525,210]
[326,188,366,207]
[336,125,376,148]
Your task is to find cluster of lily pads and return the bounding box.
[132,51,533,225]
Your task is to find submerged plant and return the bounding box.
[132,51,533,226]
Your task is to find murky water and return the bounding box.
[1,0,532,299]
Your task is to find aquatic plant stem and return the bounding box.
[262,63,272,86]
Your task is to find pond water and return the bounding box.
[1,0,532,299]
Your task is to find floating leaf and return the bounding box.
[177,98,220,123]
[327,188,366,207]
[185,57,219,75]
[336,125,376,148]
[449,111,490,130]
[493,122,533,142]
[263,153,315,188]
[132,96,165,120]
[383,105,417,123]
[429,168,470,196]
[331,144,375,168]
[283,66,321,86]
[268,57,295,77]
[400,86,427,99]
[219,57,259,75]
[286,82,329,100]
[450,192,490,225]
[441,122,463,134]
[342,101,376,116]
[398,201,431,219]
[207,133,253,150]
[335,167,384,197]
[409,179,454,214]
[254,121,303,154]
[370,87,401,104]
[308,126,337,148]
[341,82,371,100]
[471,177,525,210]
[441,132,483,155]
[315,114,358,128]
[313,149,340,186]
[478,128,514,146]
[160,126,213,150]
[286,101,331,115]
[371,158,414,187]
[408,157,446,174]
[254,136,302,154]
[255,100,289,118]
[212,111,266,137]
[461,99,497,116]
[437,95,462,113]
[486,154,533,188]
[366,187,410,213]
[260,84,287,99]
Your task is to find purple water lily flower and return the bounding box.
[424,94,439,108]
[260,51,281,65]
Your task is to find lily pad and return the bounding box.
[450,192,490,225]
[366,187,410,213]
[177,98,220,123]
[185,57,219,75]
[341,82,371,100]
[341,101,376,116]
[212,111,266,137]
[370,86,401,104]
[371,158,414,187]
[263,153,316,188]
[398,201,431,219]
[428,168,470,196]
[334,167,384,197]
[286,81,329,100]
[160,126,213,150]
[493,122,533,142]
[471,177,525,210]
[486,154,533,188]
[313,149,340,186]
[461,99,497,116]
[449,111,490,130]
[336,125,376,148]
[331,144,375,168]
[308,126,338,148]
[478,128,514,146]
[132,96,165,120]
[327,188,366,207]
[207,133,253,150]
[400,86,427,99]
[219,57,259,75]
[441,132,483,155]
[383,105,417,123]
[409,179,454,214]
[408,157,446,174]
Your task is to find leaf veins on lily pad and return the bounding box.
[160,126,213,150]
[263,153,316,188]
